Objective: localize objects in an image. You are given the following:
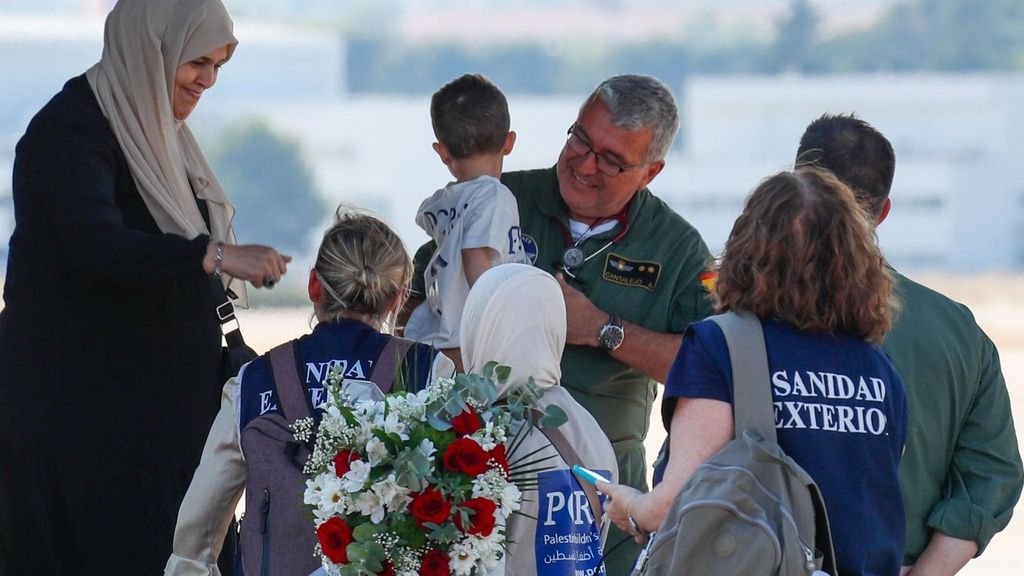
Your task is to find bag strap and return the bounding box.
[211,279,249,350]
[369,336,416,394]
[267,340,312,422]
[532,412,604,528]
[708,312,776,442]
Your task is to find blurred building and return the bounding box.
[2,14,1022,271]
[661,75,1024,271]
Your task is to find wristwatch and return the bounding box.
[598,314,625,351]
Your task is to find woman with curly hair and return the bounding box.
[600,167,908,576]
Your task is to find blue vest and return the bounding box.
[239,319,439,430]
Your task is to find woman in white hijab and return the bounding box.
[461,264,619,576]
[0,1,288,574]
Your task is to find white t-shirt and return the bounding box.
[405,175,528,348]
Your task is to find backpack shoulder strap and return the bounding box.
[707,312,776,442]
[267,340,312,422]
[369,336,416,394]
[532,411,604,527]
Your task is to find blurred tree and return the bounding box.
[772,0,821,73]
[209,119,325,254]
[819,0,1024,72]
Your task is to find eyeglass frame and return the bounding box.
[564,124,654,177]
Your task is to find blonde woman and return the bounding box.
[167,209,455,576]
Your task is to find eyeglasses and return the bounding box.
[564,124,652,177]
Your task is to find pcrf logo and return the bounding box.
[543,489,594,526]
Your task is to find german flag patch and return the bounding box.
[602,253,660,291]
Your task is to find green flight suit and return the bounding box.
[411,167,713,574]
[883,271,1023,564]
[504,167,714,574]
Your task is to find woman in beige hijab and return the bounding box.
[461,264,619,576]
[0,1,288,574]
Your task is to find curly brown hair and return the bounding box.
[715,167,897,342]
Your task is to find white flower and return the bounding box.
[470,469,521,516]
[474,530,506,570]
[342,459,371,492]
[365,436,389,466]
[383,411,409,440]
[500,482,522,516]
[449,540,480,576]
[354,490,386,524]
[417,438,436,462]
[304,474,348,522]
[371,473,412,512]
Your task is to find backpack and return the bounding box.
[238,336,415,576]
[633,312,837,576]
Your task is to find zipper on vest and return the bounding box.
[260,489,271,575]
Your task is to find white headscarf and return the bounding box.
[85,0,245,301]
[460,264,565,395]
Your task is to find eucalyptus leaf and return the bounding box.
[426,413,453,431]
[482,361,498,379]
[365,541,387,563]
[539,404,568,428]
[346,543,370,564]
[494,364,511,382]
[352,522,383,542]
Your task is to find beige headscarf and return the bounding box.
[460,264,565,394]
[86,0,245,301]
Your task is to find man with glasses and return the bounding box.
[409,74,712,573]
[500,74,715,573]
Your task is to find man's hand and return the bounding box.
[555,271,682,382]
[555,272,606,347]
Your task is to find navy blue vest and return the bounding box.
[239,319,439,430]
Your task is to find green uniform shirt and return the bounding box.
[413,167,713,575]
[501,167,713,469]
[505,167,713,576]
[883,271,1023,563]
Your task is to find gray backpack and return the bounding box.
[239,337,413,576]
[633,312,837,576]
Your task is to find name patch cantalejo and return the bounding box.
[602,253,660,291]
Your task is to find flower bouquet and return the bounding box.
[298,362,566,576]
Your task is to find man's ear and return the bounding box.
[877,197,892,225]
[502,131,517,156]
[638,159,665,190]
[308,268,322,304]
[432,142,453,166]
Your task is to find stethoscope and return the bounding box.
[559,206,631,280]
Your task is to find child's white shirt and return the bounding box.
[405,175,528,349]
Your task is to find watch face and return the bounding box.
[600,324,625,350]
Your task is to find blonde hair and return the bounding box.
[314,207,412,324]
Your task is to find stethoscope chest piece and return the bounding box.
[562,246,586,269]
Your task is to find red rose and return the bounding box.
[316,517,353,564]
[443,438,489,476]
[409,487,452,528]
[488,443,509,476]
[419,549,451,576]
[456,497,498,537]
[378,561,396,576]
[333,449,359,477]
[451,407,482,436]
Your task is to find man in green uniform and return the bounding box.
[409,75,714,574]
[796,114,1023,575]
